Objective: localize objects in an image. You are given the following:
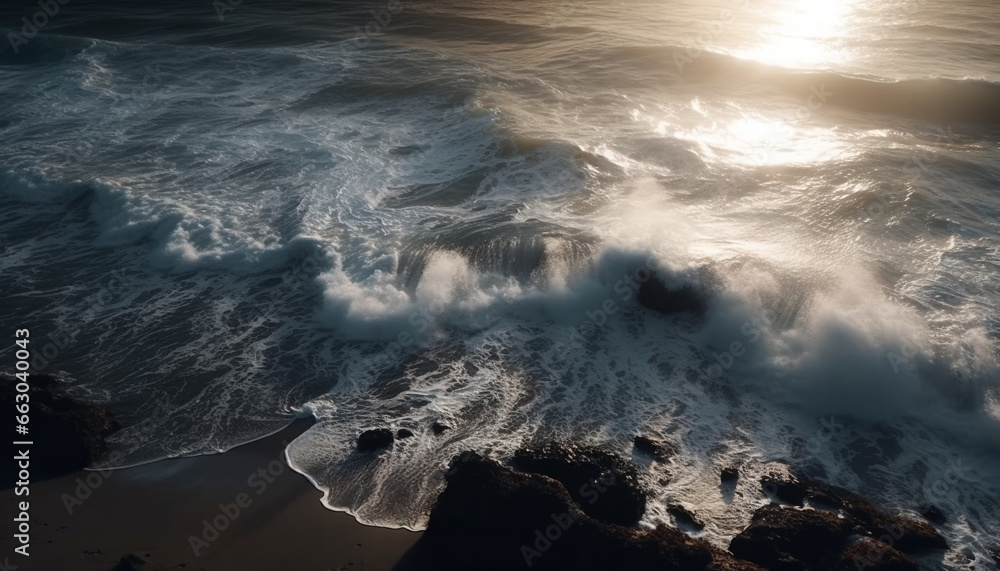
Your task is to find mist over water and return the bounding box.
[1,0,999,566]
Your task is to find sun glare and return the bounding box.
[738,0,861,69]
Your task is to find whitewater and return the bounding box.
[1,0,998,567]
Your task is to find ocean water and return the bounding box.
[2,0,999,566]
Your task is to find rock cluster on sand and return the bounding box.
[394,445,949,571]
[1,373,119,481]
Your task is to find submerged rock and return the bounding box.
[637,275,708,316]
[431,421,451,435]
[0,373,119,481]
[919,504,946,525]
[356,428,394,452]
[512,442,646,526]
[397,428,415,439]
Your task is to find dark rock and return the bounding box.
[110,553,146,571]
[668,504,705,531]
[0,373,119,481]
[633,435,675,462]
[876,514,948,553]
[395,451,762,571]
[431,421,451,435]
[721,466,740,483]
[511,442,647,526]
[729,504,856,571]
[802,481,946,553]
[356,428,394,452]
[638,275,708,316]
[760,474,948,554]
[919,504,946,525]
[760,474,807,506]
[835,537,918,571]
[397,428,415,439]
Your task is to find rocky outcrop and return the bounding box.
[727,472,948,570]
[1,373,119,481]
[729,505,857,571]
[835,537,918,571]
[390,443,949,571]
[730,503,930,571]
[511,442,647,526]
[395,451,762,571]
[758,473,947,554]
[761,473,808,505]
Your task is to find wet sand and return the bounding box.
[6,419,421,571]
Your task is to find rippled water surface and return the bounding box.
[1,1,999,567]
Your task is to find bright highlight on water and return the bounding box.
[1,1,998,568]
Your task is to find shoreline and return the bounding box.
[1,374,982,570]
[7,419,421,571]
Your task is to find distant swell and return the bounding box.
[677,50,1000,124]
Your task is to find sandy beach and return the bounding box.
[6,419,420,571]
[2,1,1000,569]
